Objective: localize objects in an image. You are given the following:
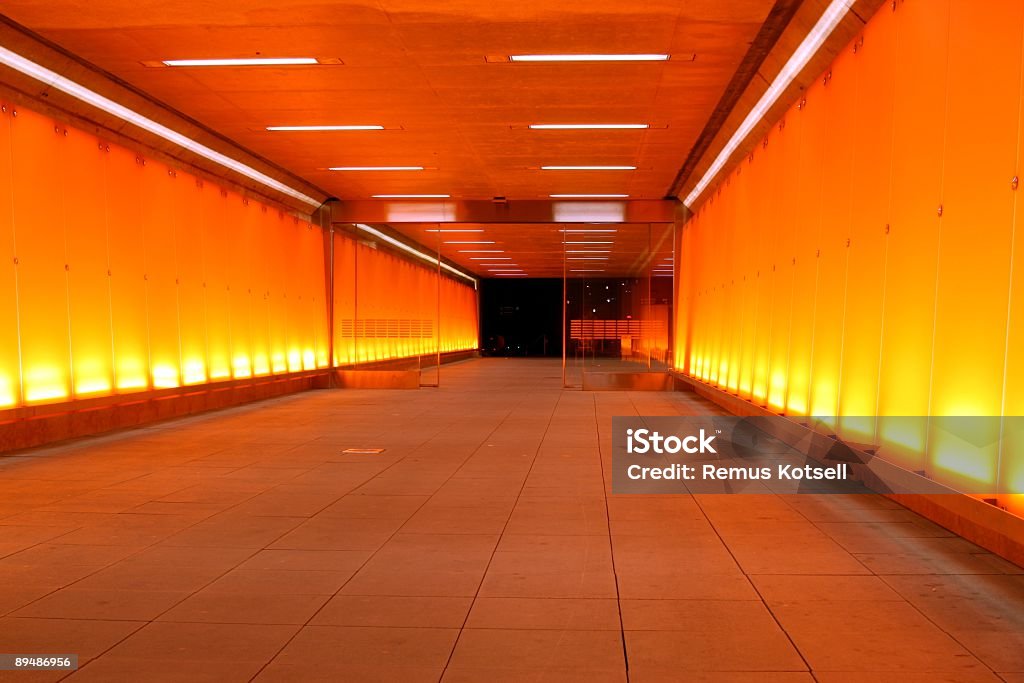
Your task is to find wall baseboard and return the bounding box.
[0,371,330,454]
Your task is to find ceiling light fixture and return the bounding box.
[565,250,611,253]
[567,257,609,260]
[330,166,424,171]
[470,257,511,260]
[377,194,451,199]
[268,125,383,131]
[683,0,854,207]
[550,194,630,199]
[542,165,636,171]
[570,269,606,272]
[510,54,669,62]
[0,45,322,208]
[426,228,481,232]
[458,250,504,253]
[354,224,477,286]
[559,229,618,233]
[563,241,614,245]
[443,241,494,244]
[163,57,319,67]
[530,124,648,130]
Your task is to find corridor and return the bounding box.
[0,359,1021,682]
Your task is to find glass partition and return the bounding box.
[562,222,674,388]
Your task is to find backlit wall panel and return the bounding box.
[0,103,328,408]
[333,229,481,366]
[332,232,479,365]
[675,0,1024,513]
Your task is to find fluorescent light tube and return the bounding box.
[443,241,494,244]
[683,0,853,207]
[330,166,424,171]
[378,194,451,198]
[550,194,630,198]
[0,45,321,208]
[563,241,614,245]
[163,57,318,67]
[355,224,477,286]
[470,257,510,260]
[268,125,383,131]
[542,166,636,171]
[559,229,618,233]
[531,124,648,130]
[510,54,668,62]
[426,228,481,232]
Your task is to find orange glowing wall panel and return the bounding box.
[201,187,233,381]
[62,126,114,398]
[674,0,1024,502]
[0,111,19,409]
[332,231,478,364]
[0,101,329,410]
[10,108,72,404]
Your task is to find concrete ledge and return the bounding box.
[670,371,1024,568]
[0,371,331,454]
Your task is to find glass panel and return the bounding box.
[11,108,72,404]
[63,126,114,398]
[0,107,20,408]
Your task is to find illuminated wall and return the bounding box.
[0,102,332,409]
[332,231,479,365]
[675,0,1024,512]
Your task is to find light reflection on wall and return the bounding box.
[0,103,330,408]
[674,0,1024,516]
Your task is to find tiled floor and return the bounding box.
[0,358,1022,682]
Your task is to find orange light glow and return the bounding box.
[675,0,1024,499]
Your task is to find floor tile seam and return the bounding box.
[248,391,541,682]
[600,390,653,682]
[437,388,568,681]
[690,485,816,675]
[874,572,1006,677]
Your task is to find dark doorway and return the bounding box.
[480,278,562,356]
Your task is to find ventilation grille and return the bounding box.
[339,319,435,339]
[570,319,665,341]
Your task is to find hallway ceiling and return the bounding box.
[1,0,774,206]
[399,222,675,279]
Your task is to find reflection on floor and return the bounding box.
[0,358,1022,682]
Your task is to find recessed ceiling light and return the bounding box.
[567,257,609,260]
[470,257,511,260]
[531,124,648,130]
[494,273,528,276]
[510,54,669,62]
[570,269,606,272]
[163,57,319,67]
[563,241,613,245]
[330,166,424,171]
[683,0,853,207]
[443,241,494,244]
[376,194,451,198]
[559,229,618,233]
[542,166,636,171]
[550,194,630,198]
[426,228,481,232]
[459,250,504,253]
[268,125,383,131]
[565,250,611,253]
